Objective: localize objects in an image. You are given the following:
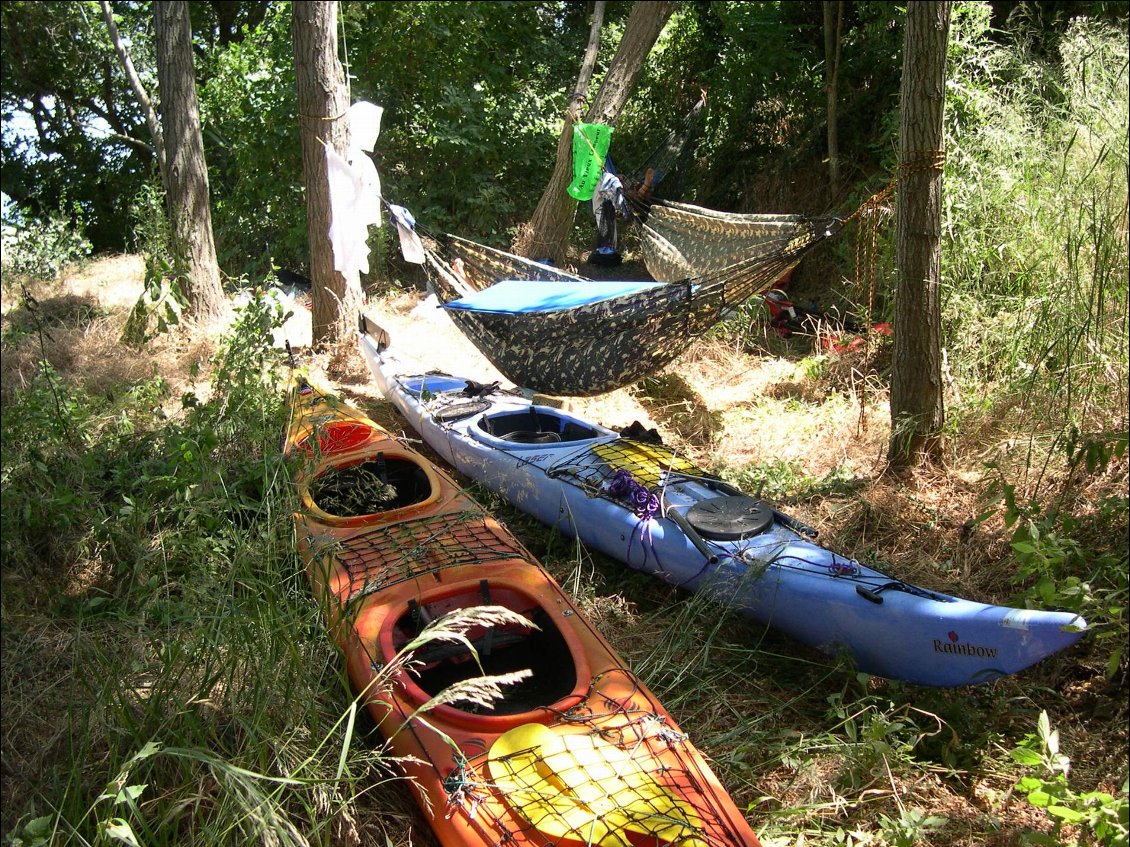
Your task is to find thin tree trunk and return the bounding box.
[888,1,951,467]
[585,1,677,125]
[154,0,225,321]
[101,0,164,173]
[823,0,842,201]
[512,1,605,261]
[517,1,676,264]
[293,0,360,344]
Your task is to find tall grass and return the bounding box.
[942,11,1129,477]
[0,295,397,846]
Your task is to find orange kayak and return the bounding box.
[285,378,761,847]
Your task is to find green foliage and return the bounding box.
[120,183,184,346]
[624,1,904,209]
[337,2,583,241]
[727,458,863,502]
[823,688,943,791]
[0,214,92,283]
[941,15,1129,441]
[199,3,306,278]
[877,808,949,847]
[193,1,591,279]
[0,0,156,251]
[0,296,333,843]
[1011,711,1130,846]
[982,429,1128,679]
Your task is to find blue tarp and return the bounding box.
[441,278,666,316]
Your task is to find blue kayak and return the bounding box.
[358,316,1087,687]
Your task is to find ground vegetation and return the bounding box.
[1,4,1126,846]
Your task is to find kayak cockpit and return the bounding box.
[476,407,606,446]
[303,452,442,526]
[385,581,582,718]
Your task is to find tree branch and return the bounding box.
[569,0,606,122]
[100,0,166,174]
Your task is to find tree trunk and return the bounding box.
[516,0,676,264]
[293,0,360,344]
[823,1,842,201]
[888,1,950,467]
[154,0,225,321]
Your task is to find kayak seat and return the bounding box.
[500,431,562,444]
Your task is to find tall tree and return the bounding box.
[155,0,225,321]
[293,0,360,344]
[516,0,677,264]
[888,1,951,467]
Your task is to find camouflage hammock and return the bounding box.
[640,200,814,282]
[422,204,841,396]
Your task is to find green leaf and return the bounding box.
[101,819,140,847]
[1022,834,1063,846]
[1012,748,1043,766]
[1037,711,1051,743]
[1107,647,1123,680]
[115,783,147,805]
[25,817,52,837]
[1046,804,1087,823]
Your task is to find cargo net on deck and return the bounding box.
[547,438,703,492]
[443,669,748,847]
[332,511,528,606]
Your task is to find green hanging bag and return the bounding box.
[567,122,613,201]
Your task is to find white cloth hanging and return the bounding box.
[326,144,378,275]
[389,204,426,264]
[325,100,384,277]
[348,101,383,152]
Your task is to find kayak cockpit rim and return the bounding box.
[472,406,613,448]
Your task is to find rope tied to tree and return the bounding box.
[841,148,946,431]
[297,109,350,124]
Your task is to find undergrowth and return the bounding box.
[1,294,394,845]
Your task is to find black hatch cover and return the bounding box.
[685,496,774,540]
[434,399,491,422]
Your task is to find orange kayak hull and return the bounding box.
[286,380,761,847]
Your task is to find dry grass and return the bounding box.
[2,255,1126,847]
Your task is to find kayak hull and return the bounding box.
[286,380,761,847]
[358,321,1087,688]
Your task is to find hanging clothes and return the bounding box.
[325,101,384,278]
[390,204,426,264]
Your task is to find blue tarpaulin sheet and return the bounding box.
[441,278,665,316]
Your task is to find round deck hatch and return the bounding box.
[685,496,774,540]
[434,399,490,422]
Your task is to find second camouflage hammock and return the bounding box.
[640,200,818,282]
[423,204,841,396]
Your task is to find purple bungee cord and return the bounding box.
[606,469,664,568]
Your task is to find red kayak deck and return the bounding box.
[285,380,761,847]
